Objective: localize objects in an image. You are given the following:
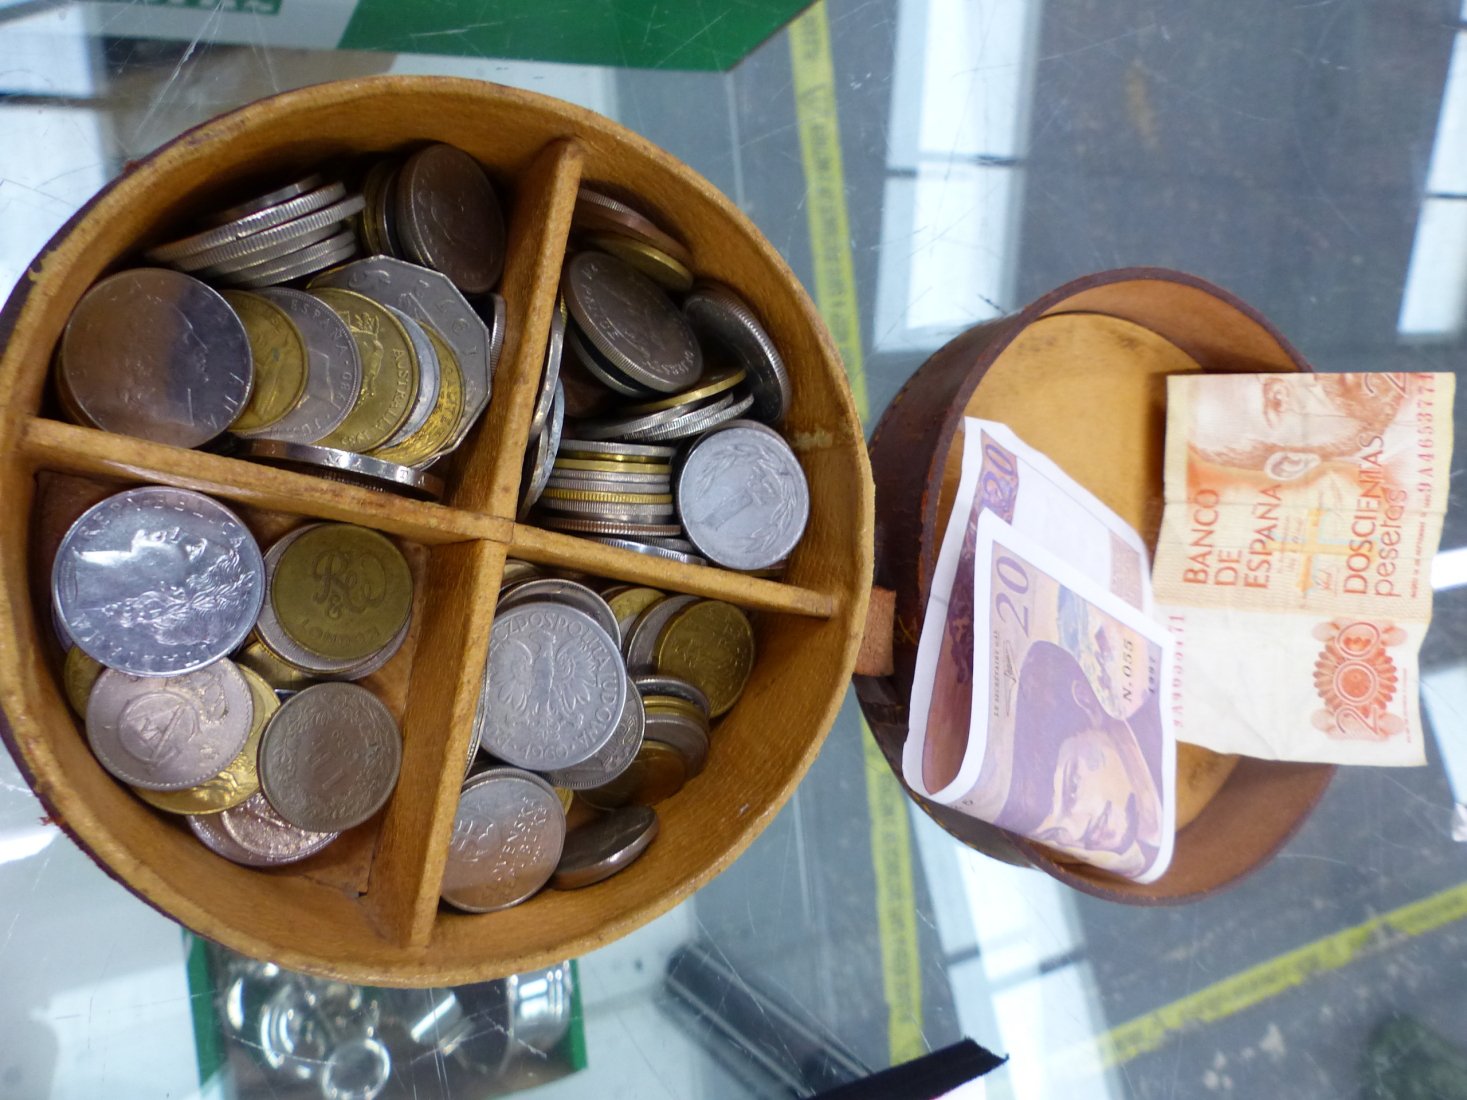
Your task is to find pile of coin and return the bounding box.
[52,486,407,868]
[440,559,754,911]
[519,187,810,572]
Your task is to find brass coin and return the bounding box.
[131,666,277,815]
[63,646,103,716]
[310,288,419,452]
[579,740,687,810]
[573,189,694,270]
[642,696,709,725]
[556,787,575,814]
[654,600,754,718]
[235,639,319,691]
[271,524,413,662]
[222,291,310,435]
[369,323,464,467]
[620,367,747,416]
[607,587,664,627]
[585,233,694,293]
[553,458,673,475]
[539,488,674,505]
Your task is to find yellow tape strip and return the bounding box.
[1102,878,1467,1066]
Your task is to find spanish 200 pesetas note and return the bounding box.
[1153,372,1454,766]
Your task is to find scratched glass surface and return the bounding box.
[7,1,1467,1097]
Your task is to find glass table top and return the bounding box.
[4,1,1467,1098]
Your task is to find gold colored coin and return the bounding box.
[607,586,664,626]
[311,288,419,452]
[222,290,310,434]
[235,639,318,690]
[654,600,754,718]
[554,458,673,474]
[63,646,103,716]
[131,666,277,815]
[585,233,694,293]
[556,787,575,814]
[642,696,710,725]
[620,367,746,415]
[271,524,413,662]
[369,324,464,467]
[579,741,687,810]
[539,488,674,505]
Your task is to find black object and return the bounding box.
[811,1039,1005,1100]
[1362,1015,1467,1100]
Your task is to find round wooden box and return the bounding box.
[0,77,873,984]
[855,268,1334,904]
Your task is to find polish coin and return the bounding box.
[87,659,253,790]
[477,603,626,770]
[633,674,711,717]
[569,392,733,442]
[63,645,103,716]
[655,599,754,718]
[271,524,412,663]
[60,269,252,447]
[677,425,809,570]
[53,487,265,676]
[258,682,403,832]
[251,287,363,444]
[541,676,644,790]
[606,587,664,643]
[530,299,567,438]
[500,559,543,588]
[562,251,702,393]
[496,580,620,644]
[518,382,563,520]
[553,459,673,476]
[551,805,659,889]
[537,499,675,521]
[584,233,692,293]
[377,304,440,447]
[578,741,687,810]
[310,288,419,452]
[623,594,699,673]
[558,440,675,462]
[683,282,791,425]
[396,143,506,295]
[221,290,310,435]
[572,189,693,269]
[643,709,709,777]
[192,790,337,866]
[535,516,682,539]
[546,468,670,490]
[145,182,346,264]
[441,767,565,912]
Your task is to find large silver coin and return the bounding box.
[531,299,567,438]
[441,767,565,912]
[546,470,671,491]
[558,440,675,461]
[258,682,403,833]
[497,579,619,643]
[633,674,711,717]
[564,324,653,398]
[206,175,324,226]
[517,382,563,520]
[562,251,702,394]
[478,603,626,770]
[198,222,341,279]
[537,499,676,521]
[145,182,347,264]
[53,487,265,676]
[395,143,506,295]
[551,805,659,890]
[87,659,253,790]
[623,594,699,672]
[569,391,733,442]
[61,269,252,447]
[542,678,644,790]
[237,440,445,502]
[677,425,810,570]
[683,282,791,425]
[220,228,357,290]
[309,256,492,446]
[615,391,754,443]
[250,288,363,444]
[176,194,365,273]
[379,304,440,447]
[192,791,338,867]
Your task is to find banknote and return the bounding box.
[1153,372,1454,765]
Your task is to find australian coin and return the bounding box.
[496,580,620,644]
[623,594,700,673]
[541,676,644,790]
[237,440,444,501]
[180,194,365,272]
[87,659,253,790]
[258,682,403,832]
[530,299,567,439]
[606,587,664,642]
[587,537,706,566]
[558,440,675,462]
[563,251,702,394]
[683,282,791,425]
[395,143,506,294]
[221,290,310,435]
[518,382,563,520]
[60,269,252,447]
[614,391,754,443]
[643,708,709,777]
[551,805,659,889]
[53,487,265,676]
[655,599,754,717]
[584,233,692,293]
[440,767,565,912]
[634,674,711,717]
[63,645,103,716]
[235,639,318,692]
[218,227,359,289]
[310,288,419,452]
[536,516,683,539]
[620,367,747,416]
[145,182,346,264]
[369,323,463,467]
[565,323,653,398]
[132,665,276,814]
[377,304,440,447]
[572,189,693,269]
[579,740,686,810]
[251,287,363,444]
[477,603,626,770]
[205,175,324,226]
[192,790,337,866]
[271,524,412,663]
[677,424,808,570]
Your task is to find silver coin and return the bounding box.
[546,471,671,491]
[539,500,676,523]
[61,269,253,447]
[529,299,568,438]
[309,256,492,447]
[558,440,676,461]
[258,682,403,832]
[564,323,651,398]
[237,440,445,501]
[585,537,706,566]
[146,182,348,264]
[485,292,507,374]
[518,382,563,520]
[247,288,363,444]
[623,594,699,672]
[683,281,791,425]
[535,515,683,538]
[53,487,265,676]
[395,144,506,295]
[497,580,619,644]
[641,537,698,552]
[377,304,440,447]
[616,391,755,443]
[551,805,659,890]
[198,222,341,279]
[677,425,810,570]
[441,767,565,912]
[643,709,709,777]
[541,675,644,789]
[192,791,338,867]
[562,251,702,393]
[220,229,358,289]
[206,175,325,226]
[632,674,711,717]
[87,659,253,789]
[177,194,365,272]
[571,391,733,442]
[477,603,626,770]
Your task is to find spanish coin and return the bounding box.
[145,182,347,264]
[683,282,791,425]
[572,189,694,269]
[535,515,682,539]
[181,193,364,273]
[221,290,310,435]
[237,440,444,501]
[369,322,463,467]
[677,424,809,570]
[623,594,699,673]
[205,175,324,226]
[194,790,338,866]
[541,675,644,790]
[578,740,687,810]
[395,143,506,295]
[587,537,706,567]
[476,603,626,770]
[310,288,419,452]
[530,299,567,438]
[60,269,252,447]
[53,487,265,676]
[563,251,702,394]
[258,682,403,832]
[550,805,659,890]
[235,639,318,692]
[376,304,441,447]
[643,708,709,777]
[218,227,359,289]
[619,367,747,416]
[518,382,563,520]
[440,767,565,912]
[250,287,363,445]
[496,579,620,644]
[87,659,253,790]
[565,323,653,398]
[614,391,754,443]
[63,645,103,716]
[633,674,711,717]
[655,599,754,717]
[584,233,692,293]
[271,524,413,663]
[131,665,276,814]
[558,440,675,462]
[606,587,664,642]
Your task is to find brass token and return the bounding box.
[539,488,674,505]
[585,233,694,293]
[620,367,747,416]
[579,740,687,810]
[642,696,709,725]
[63,646,103,716]
[653,600,754,718]
[235,639,319,691]
[131,666,277,815]
[222,291,310,434]
[271,524,413,662]
[369,323,464,467]
[607,587,664,627]
[310,288,419,452]
[554,458,673,474]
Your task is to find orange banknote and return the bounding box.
[1153,372,1454,765]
